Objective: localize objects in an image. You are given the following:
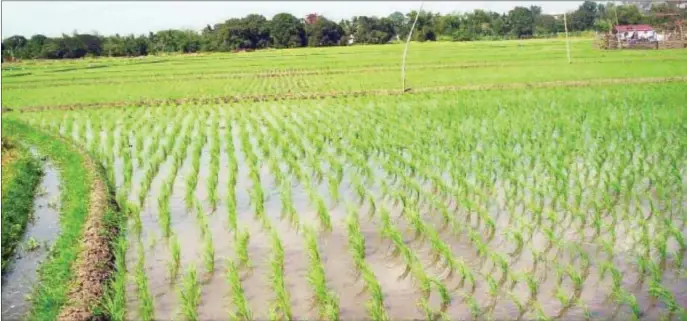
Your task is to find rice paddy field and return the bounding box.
[2,38,687,321]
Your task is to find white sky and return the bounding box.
[2,1,584,38]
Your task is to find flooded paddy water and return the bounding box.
[114,117,686,320]
[21,88,687,321]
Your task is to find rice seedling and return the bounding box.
[203,228,215,275]
[178,264,201,321]
[207,117,220,211]
[134,243,154,321]
[227,260,253,321]
[303,226,339,320]
[235,229,252,271]
[102,234,128,321]
[267,229,293,321]
[167,233,181,282]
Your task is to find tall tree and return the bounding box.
[388,11,407,39]
[406,11,437,41]
[270,13,306,48]
[305,16,344,46]
[571,1,598,31]
[2,35,28,59]
[508,6,536,38]
[352,16,395,44]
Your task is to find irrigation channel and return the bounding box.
[1,158,61,320]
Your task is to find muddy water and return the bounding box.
[1,161,61,320]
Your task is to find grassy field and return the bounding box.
[2,39,687,320]
[3,38,687,109]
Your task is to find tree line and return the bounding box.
[2,1,684,60]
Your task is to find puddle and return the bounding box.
[1,160,61,320]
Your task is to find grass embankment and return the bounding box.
[2,117,125,321]
[1,136,42,273]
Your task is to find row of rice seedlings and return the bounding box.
[72,114,88,148]
[269,111,339,232]
[243,109,302,232]
[306,185,333,232]
[257,109,309,231]
[207,117,221,211]
[134,118,157,165]
[277,180,299,229]
[266,108,309,184]
[110,113,128,159]
[134,242,155,321]
[237,116,269,228]
[121,134,135,192]
[102,231,128,321]
[225,117,239,232]
[167,233,182,282]
[157,172,174,238]
[373,151,515,283]
[157,114,196,240]
[177,264,202,321]
[226,260,253,320]
[202,218,215,275]
[86,116,104,158]
[184,121,206,210]
[137,119,182,207]
[234,228,252,271]
[102,118,118,184]
[285,112,331,187]
[59,112,75,139]
[344,204,389,321]
[303,226,339,320]
[266,227,293,321]
[375,206,450,318]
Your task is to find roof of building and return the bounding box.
[615,24,654,32]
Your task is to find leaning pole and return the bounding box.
[564,12,572,64]
[401,1,425,93]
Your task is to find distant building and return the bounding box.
[347,35,355,45]
[615,25,657,42]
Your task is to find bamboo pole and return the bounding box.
[564,12,571,64]
[402,1,424,93]
[611,7,623,49]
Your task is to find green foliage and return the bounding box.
[1,140,42,272]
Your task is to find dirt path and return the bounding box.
[57,147,119,321]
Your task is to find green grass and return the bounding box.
[2,39,686,108]
[0,137,42,272]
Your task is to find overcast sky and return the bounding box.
[2,1,584,38]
